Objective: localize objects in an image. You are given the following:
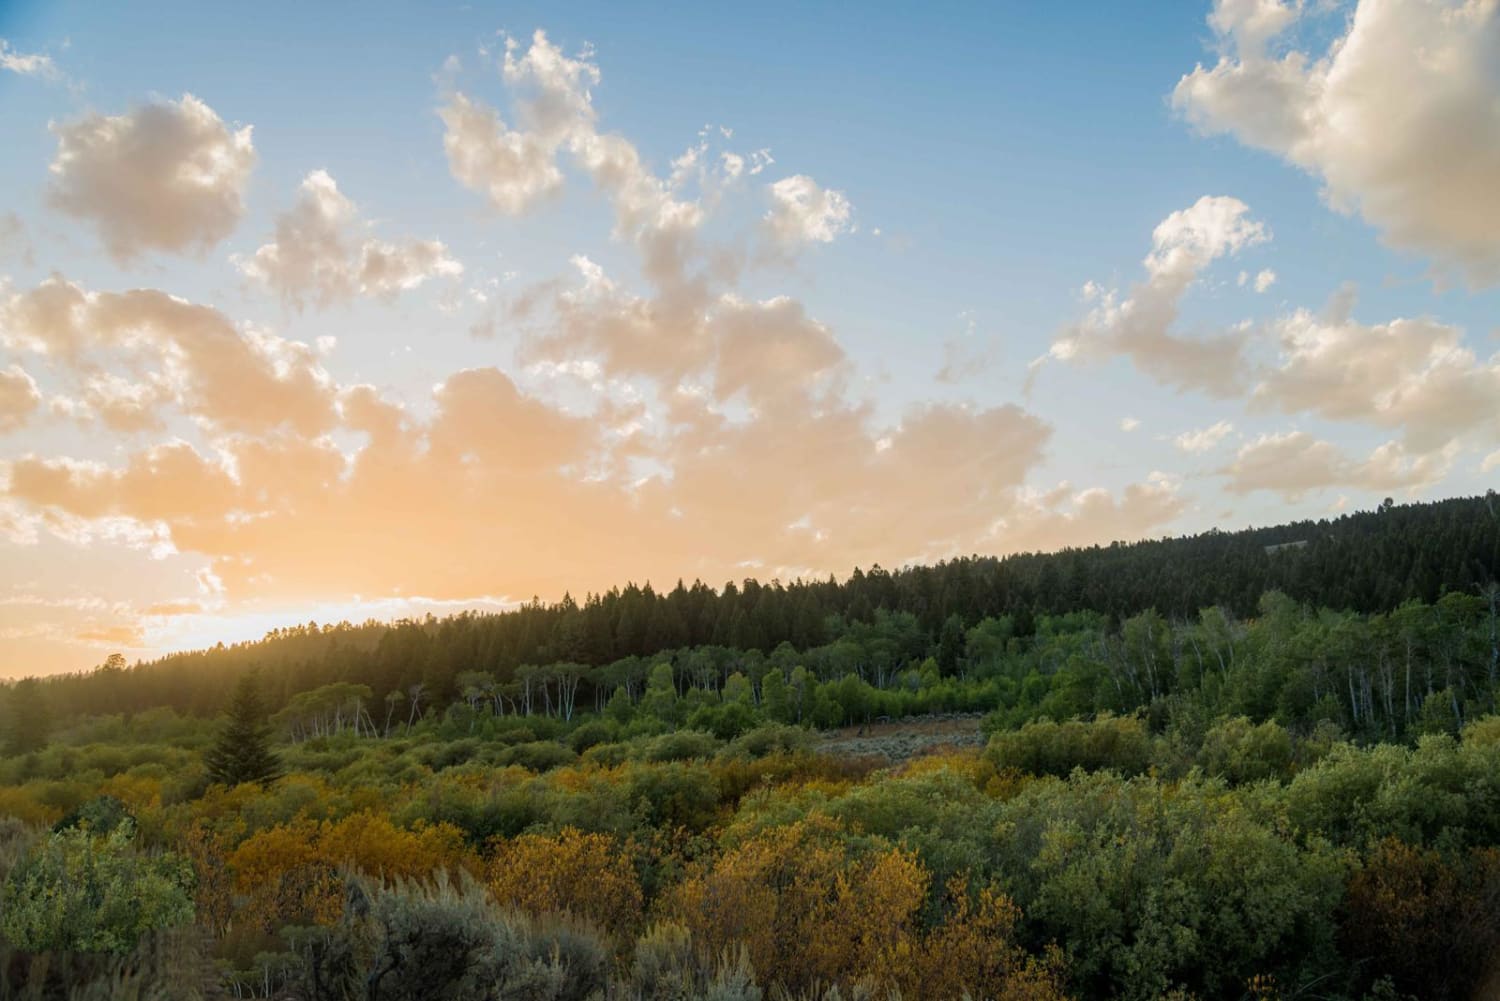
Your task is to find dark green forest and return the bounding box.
[27,492,1500,729]
[0,493,1498,1000]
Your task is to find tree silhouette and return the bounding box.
[204,672,282,786]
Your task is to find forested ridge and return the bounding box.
[24,492,1500,726]
[0,493,1498,999]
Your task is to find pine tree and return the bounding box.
[204,673,282,786]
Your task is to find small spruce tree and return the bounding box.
[204,672,282,786]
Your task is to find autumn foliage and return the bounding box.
[486,827,644,942]
[664,817,1067,1000]
[228,811,474,931]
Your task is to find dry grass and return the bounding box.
[819,713,986,763]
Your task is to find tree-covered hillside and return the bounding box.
[19,493,1500,730]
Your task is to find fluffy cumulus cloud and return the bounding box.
[237,170,462,310]
[765,175,853,246]
[48,94,256,261]
[68,374,170,433]
[1174,0,1500,285]
[0,365,41,431]
[1174,419,1235,453]
[0,276,335,434]
[1221,431,1453,500]
[9,440,239,524]
[1252,298,1500,452]
[440,32,639,217]
[710,295,846,409]
[439,91,569,214]
[1046,195,1266,395]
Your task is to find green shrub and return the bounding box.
[568,720,621,754]
[986,713,1153,778]
[497,724,539,745]
[0,820,194,955]
[415,737,482,771]
[621,763,720,831]
[644,731,721,764]
[499,741,578,772]
[722,724,811,760]
[1198,716,1294,784]
[581,742,633,768]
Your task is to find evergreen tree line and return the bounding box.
[235,588,1500,751]
[11,493,1499,732]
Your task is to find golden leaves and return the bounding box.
[486,827,644,942]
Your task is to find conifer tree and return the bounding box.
[204,673,282,786]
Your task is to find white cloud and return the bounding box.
[1221,431,1453,500]
[441,30,705,290]
[1174,0,1500,285]
[0,276,336,435]
[1174,419,1234,453]
[710,295,845,410]
[1119,417,1141,432]
[48,94,255,262]
[765,175,853,245]
[76,373,170,433]
[237,170,462,310]
[0,39,58,79]
[993,474,1187,555]
[0,365,41,431]
[438,30,603,215]
[439,91,567,214]
[1252,301,1500,452]
[1482,449,1500,474]
[1051,195,1500,466]
[1047,195,1266,395]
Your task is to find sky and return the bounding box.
[0,0,1497,677]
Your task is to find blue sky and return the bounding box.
[1,0,1496,674]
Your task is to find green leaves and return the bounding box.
[0,819,194,955]
[997,774,1345,1000]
